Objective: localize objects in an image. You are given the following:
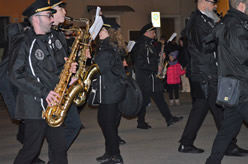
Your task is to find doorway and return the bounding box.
[160,17,175,42]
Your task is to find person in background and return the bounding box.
[164,35,179,57]
[132,23,183,129]
[177,37,190,93]
[93,17,126,164]
[166,50,186,105]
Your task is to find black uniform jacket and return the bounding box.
[205,8,248,103]
[94,38,126,104]
[0,23,23,119]
[185,9,218,97]
[8,28,67,119]
[132,35,163,93]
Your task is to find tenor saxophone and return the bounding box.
[66,17,100,106]
[157,43,167,79]
[42,25,84,127]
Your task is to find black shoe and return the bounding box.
[167,116,183,127]
[80,123,86,129]
[237,147,248,155]
[118,138,126,145]
[225,147,247,157]
[96,153,111,163]
[101,155,123,164]
[137,122,152,129]
[32,158,46,164]
[178,144,204,153]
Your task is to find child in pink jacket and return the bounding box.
[166,50,186,105]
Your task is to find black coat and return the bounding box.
[94,38,126,104]
[132,35,163,93]
[184,9,218,98]
[205,8,248,103]
[8,28,67,119]
[0,23,24,119]
[185,9,218,79]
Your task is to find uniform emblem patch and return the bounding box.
[35,49,44,60]
[55,39,62,49]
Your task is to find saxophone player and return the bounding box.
[8,1,76,163]
[132,23,183,129]
[50,0,82,151]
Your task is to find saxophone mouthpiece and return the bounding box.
[65,16,73,21]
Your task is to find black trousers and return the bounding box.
[167,84,179,100]
[17,105,81,150]
[179,82,224,145]
[64,104,81,149]
[98,103,120,156]
[179,82,238,149]
[206,102,248,164]
[138,90,173,124]
[14,119,67,164]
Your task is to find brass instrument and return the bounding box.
[66,17,100,106]
[65,16,88,23]
[43,16,100,127]
[157,44,167,79]
[42,25,84,127]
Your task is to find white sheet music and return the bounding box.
[167,32,177,43]
[127,41,136,52]
[89,7,103,40]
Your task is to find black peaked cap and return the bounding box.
[102,16,120,30]
[23,0,56,17]
[140,23,156,35]
[50,0,66,8]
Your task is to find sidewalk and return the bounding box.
[0,92,248,164]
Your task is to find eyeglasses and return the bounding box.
[205,0,217,4]
[36,13,54,19]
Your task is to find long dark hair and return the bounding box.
[105,28,128,55]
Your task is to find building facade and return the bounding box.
[0,0,198,44]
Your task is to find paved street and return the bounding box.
[0,92,248,164]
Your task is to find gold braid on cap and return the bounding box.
[103,24,111,28]
[147,27,155,32]
[52,1,64,8]
[35,6,53,13]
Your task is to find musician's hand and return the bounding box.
[123,59,128,67]
[46,91,60,106]
[69,77,78,86]
[163,53,166,59]
[70,62,78,73]
[85,48,91,59]
[158,65,162,73]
